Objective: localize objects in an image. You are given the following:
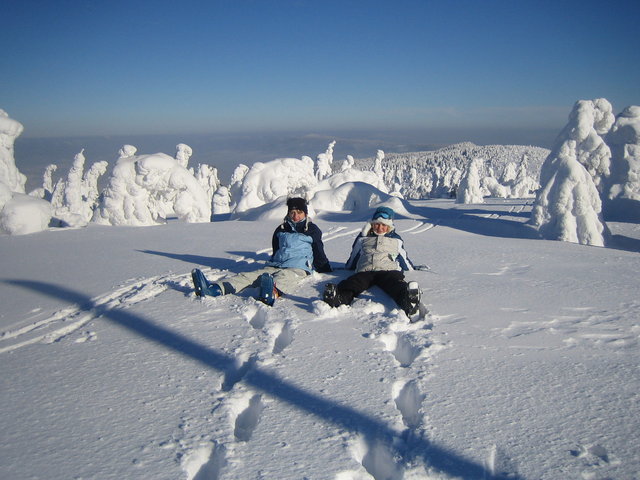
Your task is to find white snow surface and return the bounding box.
[1,198,639,480]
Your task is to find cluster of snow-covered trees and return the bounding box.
[356,143,548,201]
[1,98,638,248]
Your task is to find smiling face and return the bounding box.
[288,209,306,223]
[371,222,391,235]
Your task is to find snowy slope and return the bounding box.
[1,199,639,480]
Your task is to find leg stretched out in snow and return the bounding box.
[322,206,427,322]
[190,198,332,305]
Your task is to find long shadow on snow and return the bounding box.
[136,250,265,273]
[7,279,524,480]
[403,203,541,240]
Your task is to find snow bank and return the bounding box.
[311,167,389,196]
[0,193,52,235]
[311,182,412,220]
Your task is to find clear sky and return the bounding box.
[2,0,639,141]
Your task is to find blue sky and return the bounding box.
[2,0,639,142]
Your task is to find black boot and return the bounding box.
[323,283,345,307]
[402,281,421,316]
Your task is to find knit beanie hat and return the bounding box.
[371,206,394,227]
[287,197,308,215]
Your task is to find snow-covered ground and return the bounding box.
[1,198,638,480]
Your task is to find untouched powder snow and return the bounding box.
[1,199,639,480]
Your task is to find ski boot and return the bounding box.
[404,281,422,319]
[191,268,223,297]
[257,273,277,306]
[323,283,341,307]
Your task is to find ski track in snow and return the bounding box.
[0,272,192,353]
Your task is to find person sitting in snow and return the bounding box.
[191,197,332,305]
[322,206,421,318]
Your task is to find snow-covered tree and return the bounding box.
[555,99,614,193]
[0,110,53,235]
[603,105,640,221]
[93,146,210,226]
[530,141,609,246]
[456,159,484,204]
[175,143,192,169]
[233,157,317,215]
[0,109,27,194]
[229,163,250,211]
[339,155,355,172]
[510,155,539,198]
[501,162,517,187]
[212,185,231,215]
[41,164,58,200]
[374,150,384,179]
[482,175,509,198]
[47,150,108,226]
[195,163,220,220]
[315,141,335,181]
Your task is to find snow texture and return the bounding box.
[1,197,638,480]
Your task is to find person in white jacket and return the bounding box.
[322,206,421,317]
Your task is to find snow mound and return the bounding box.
[0,193,53,235]
[232,157,316,215]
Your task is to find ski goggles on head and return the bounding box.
[372,211,391,220]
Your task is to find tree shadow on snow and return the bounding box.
[608,234,640,253]
[7,279,524,480]
[136,250,265,273]
[403,203,541,240]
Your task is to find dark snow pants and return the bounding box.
[336,270,410,310]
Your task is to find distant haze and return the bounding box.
[14,127,559,193]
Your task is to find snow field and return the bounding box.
[1,199,639,479]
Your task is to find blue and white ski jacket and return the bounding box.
[268,217,332,273]
[345,224,414,272]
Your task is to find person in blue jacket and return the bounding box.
[192,197,331,305]
[323,206,421,317]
